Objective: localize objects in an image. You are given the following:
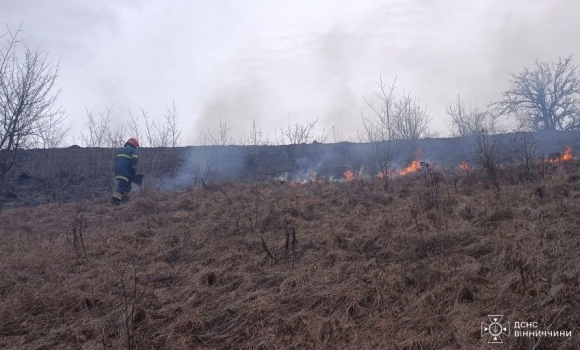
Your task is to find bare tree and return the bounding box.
[201,117,233,146]
[33,112,71,148]
[129,103,181,148]
[80,106,113,147]
[280,117,320,144]
[475,130,503,192]
[362,76,431,141]
[446,94,488,137]
[127,110,141,143]
[0,24,65,176]
[512,131,538,177]
[106,123,126,148]
[141,108,159,147]
[362,76,396,141]
[240,119,269,147]
[392,93,431,140]
[359,108,394,190]
[164,101,182,147]
[496,55,580,131]
[474,120,511,192]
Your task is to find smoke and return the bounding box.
[154,146,247,191]
[4,0,580,146]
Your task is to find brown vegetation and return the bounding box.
[1,160,580,349]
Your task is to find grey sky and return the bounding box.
[3,0,580,145]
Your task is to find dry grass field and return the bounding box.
[1,158,579,349]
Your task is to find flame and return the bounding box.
[399,159,420,176]
[344,169,354,182]
[549,145,574,163]
[309,168,317,182]
[459,161,469,171]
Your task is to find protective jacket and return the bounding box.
[114,144,139,182]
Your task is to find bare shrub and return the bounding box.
[474,129,507,192]
[278,116,325,144]
[362,76,431,141]
[511,131,539,179]
[446,94,488,137]
[200,117,233,146]
[80,106,125,148]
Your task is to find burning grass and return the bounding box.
[1,161,580,349]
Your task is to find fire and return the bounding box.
[459,161,469,171]
[399,159,420,176]
[344,169,354,182]
[549,145,574,163]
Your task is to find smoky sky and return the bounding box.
[3,0,580,145]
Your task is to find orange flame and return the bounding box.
[549,145,574,163]
[344,169,354,182]
[399,159,420,176]
[459,161,469,171]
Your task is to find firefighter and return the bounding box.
[111,138,139,205]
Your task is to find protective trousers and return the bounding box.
[111,177,132,205]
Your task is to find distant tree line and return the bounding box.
[79,102,182,148]
[2,23,580,181]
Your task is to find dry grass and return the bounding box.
[1,162,580,349]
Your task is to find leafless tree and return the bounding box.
[446,94,488,136]
[141,108,159,147]
[473,119,513,192]
[496,55,580,131]
[280,117,322,144]
[80,106,113,147]
[127,111,141,143]
[80,106,130,148]
[392,93,431,140]
[164,101,182,147]
[33,112,71,148]
[106,123,126,148]
[201,117,233,146]
[512,131,538,177]
[362,76,431,141]
[475,130,504,192]
[128,103,181,148]
[240,119,269,147]
[0,24,65,177]
[362,77,396,141]
[359,117,394,190]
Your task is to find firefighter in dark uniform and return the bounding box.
[112,138,139,205]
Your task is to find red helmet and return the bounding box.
[126,138,139,148]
